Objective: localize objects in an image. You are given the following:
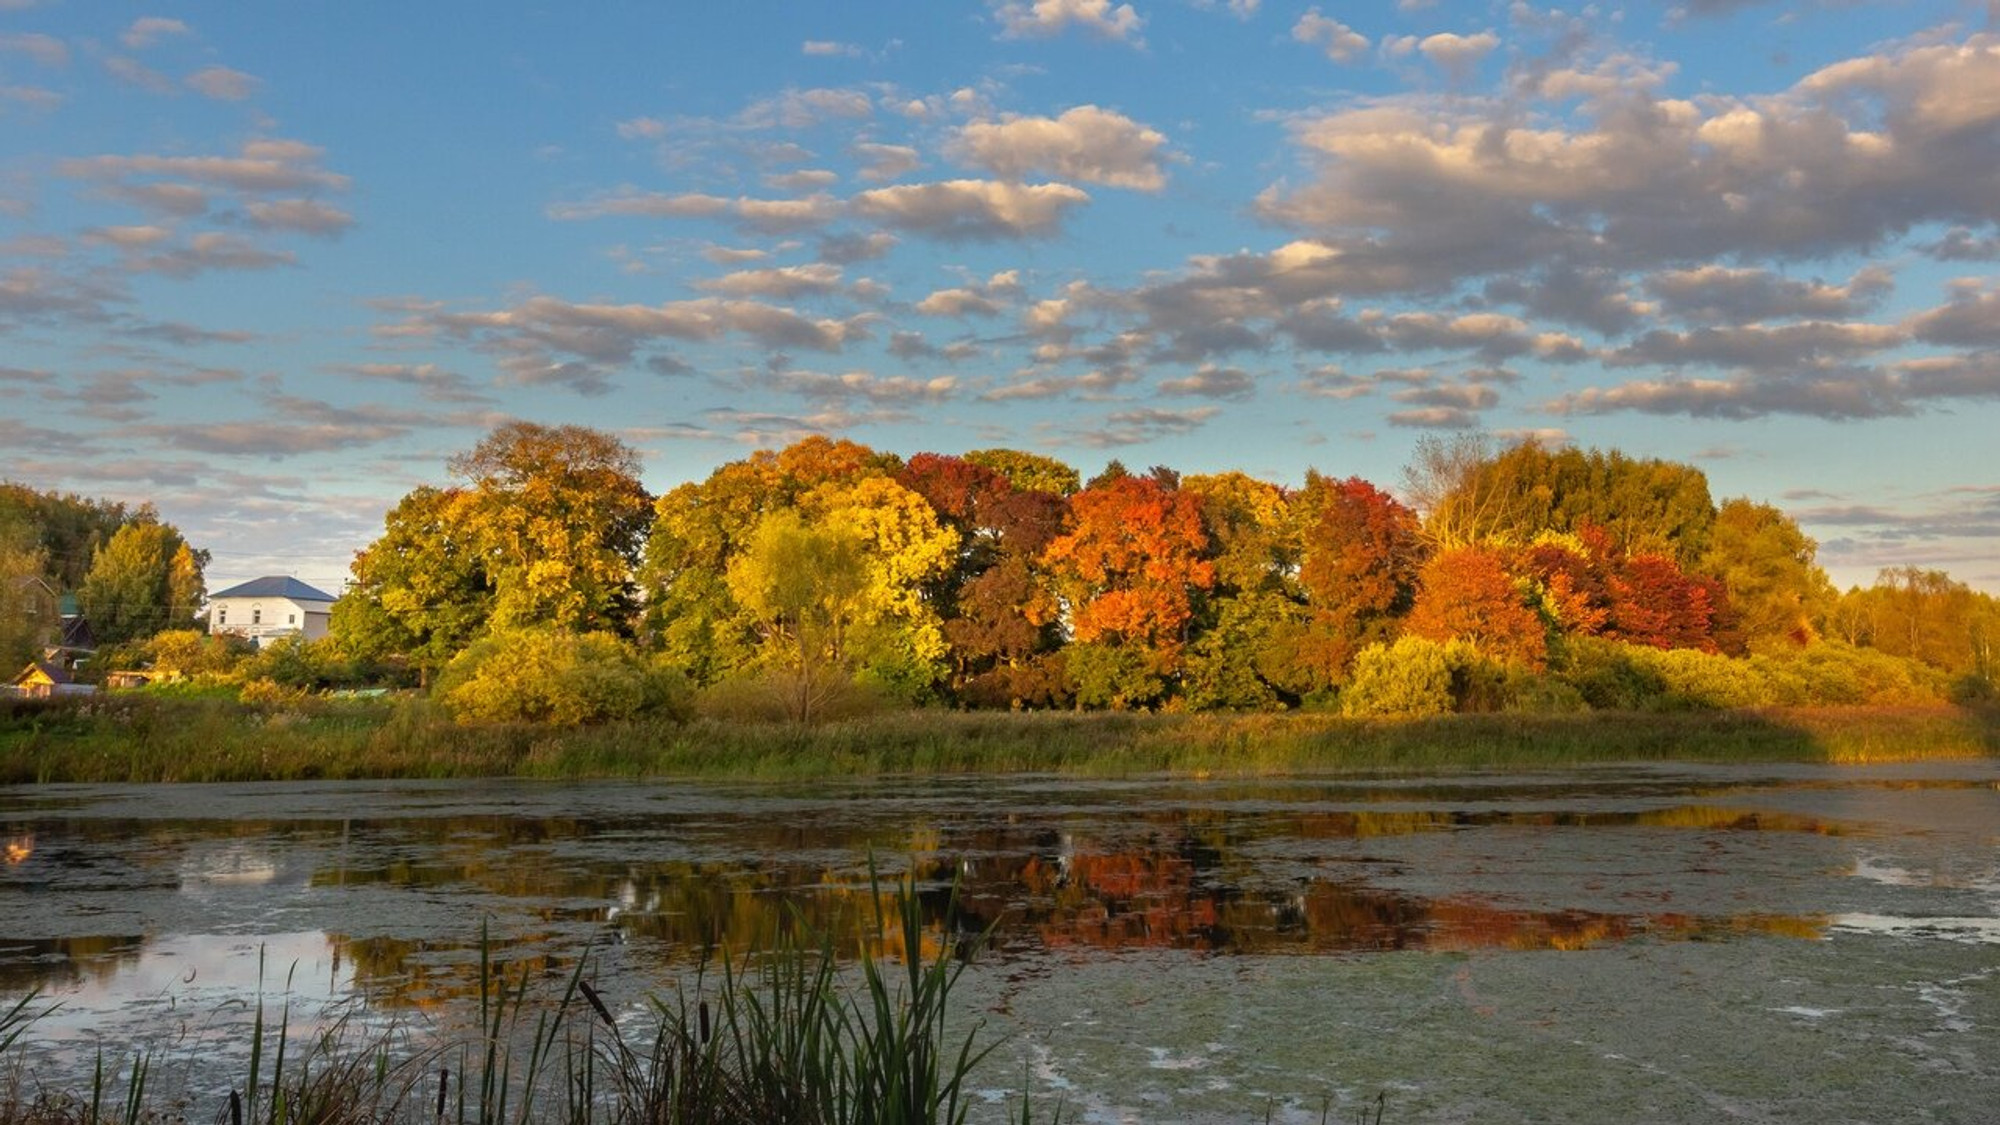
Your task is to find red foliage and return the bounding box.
[1300,477,1423,619]
[1043,474,1214,653]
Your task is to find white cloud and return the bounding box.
[802,40,862,57]
[0,32,67,67]
[952,105,1170,190]
[121,17,191,50]
[851,179,1090,240]
[993,0,1144,45]
[1292,9,1369,64]
[185,66,260,101]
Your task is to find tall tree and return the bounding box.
[1180,472,1301,709]
[447,422,653,634]
[726,509,872,723]
[898,453,1068,706]
[1701,499,1832,652]
[332,485,494,678]
[1447,441,1717,565]
[0,519,54,669]
[76,514,206,646]
[1043,472,1214,708]
[1280,474,1426,693]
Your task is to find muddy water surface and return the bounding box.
[2,762,1996,1121]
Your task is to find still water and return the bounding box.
[2,763,1997,1122]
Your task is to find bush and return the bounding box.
[434,628,691,726]
[1342,636,1469,718]
[1753,641,1947,706]
[140,628,252,681]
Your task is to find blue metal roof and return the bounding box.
[208,575,337,602]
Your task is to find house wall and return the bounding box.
[209,596,336,646]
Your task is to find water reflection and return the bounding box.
[1,768,1990,1018]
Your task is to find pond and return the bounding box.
[2,762,1996,1122]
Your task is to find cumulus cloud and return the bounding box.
[335,362,493,404]
[244,198,354,237]
[119,232,296,278]
[0,32,68,67]
[696,263,846,299]
[1070,406,1219,447]
[994,0,1144,45]
[1257,32,2000,286]
[549,189,840,233]
[850,179,1089,240]
[1906,281,2000,347]
[186,66,259,101]
[817,230,900,262]
[60,139,351,195]
[1292,9,1370,64]
[1159,364,1256,399]
[1645,265,1893,323]
[121,17,190,50]
[913,269,1022,317]
[952,105,1170,190]
[1606,320,1904,371]
[852,142,921,182]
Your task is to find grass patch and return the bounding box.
[1,694,1994,785]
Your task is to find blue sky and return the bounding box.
[3,0,1997,594]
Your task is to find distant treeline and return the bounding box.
[0,484,207,669]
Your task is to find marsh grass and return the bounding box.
[0,877,1053,1125]
[1,693,1993,785]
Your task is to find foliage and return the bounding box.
[332,485,495,679]
[0,482,131,589]
[1404,545,1547,668]
[75,516,206,646]
[1829,567,2000,682]
[726,509,875,722]
[1440,439,1718,565]
[962,447,1080,496]
[0,521,53,670]
[435,628,684,726]
[1701,498,1833,652]
[449,421,653,634]
[142,628,253,680]
[1043,473,1213,706]
[1341,636,1477,718]
[1282,474,1426,693]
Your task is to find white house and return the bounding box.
[208,576,337,647]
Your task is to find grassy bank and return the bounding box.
[1,694,1994,784]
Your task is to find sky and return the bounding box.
[3,0,1998,597]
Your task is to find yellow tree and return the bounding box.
[726,509,872,722]
[448,422,652,634]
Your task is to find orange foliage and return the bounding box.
[1042,474,1214,653]
[1405,544,1547,667]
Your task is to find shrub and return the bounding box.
[141,628,252,681]
[435,629,689,726]
[1753,641,1947,706]
[1342,636,1469,718]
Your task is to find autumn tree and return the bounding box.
[726,509,872,722]
[0,518,53,669]
[448,422,652,634]
[1403,544,1547,668]
[1701,499,1832,652]
[1278,474,1426,694]
[332,485,494,679]
[0,484,130,589]
[76,513,206,645]
[1180,472,1302,709]
[1441,441,1717,565]
[1836,568,1999,685]
[1043,472,1214,708]
[962,448,1081,496]
[644,437,896,685]
[898,453,1068,707]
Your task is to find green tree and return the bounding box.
[1701,499,1832,652]
[332,485,494,680]
[0,518,54,669]
[435,628,678,725]
[726,509,873,722]
[76,515,206,646]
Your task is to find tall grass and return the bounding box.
[0,877,1054,1125]
[2,693,1994,785]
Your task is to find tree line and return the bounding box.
[310,423,1996,722]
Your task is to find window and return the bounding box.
[251,606,261,625]
[217,607,227,625]
[288,614,296,624]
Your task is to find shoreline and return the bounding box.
[2,696,1994,785]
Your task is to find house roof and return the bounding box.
[208,575,338,602]
[12,659,73,686]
